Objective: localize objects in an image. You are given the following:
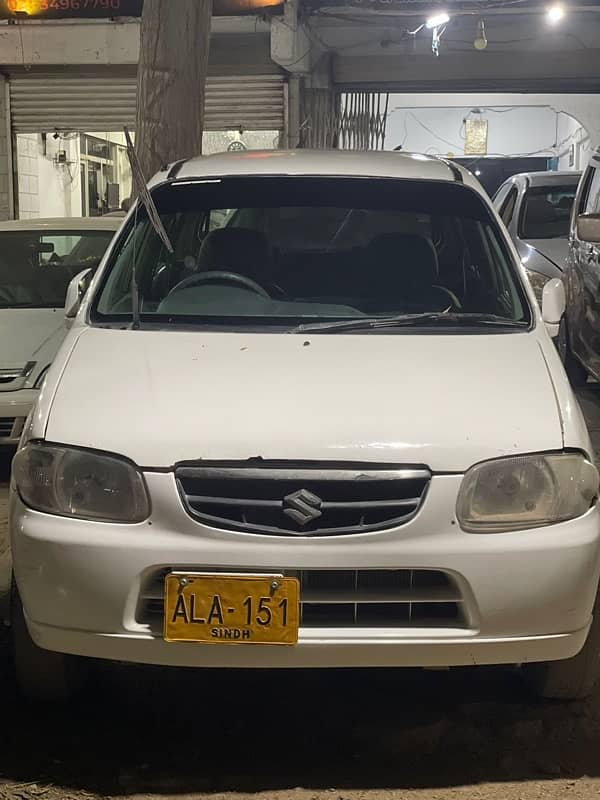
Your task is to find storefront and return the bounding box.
[6,65,286,218]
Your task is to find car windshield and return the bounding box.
[94,177,529,330]
[520,184,577,240]
[0,229,115,309]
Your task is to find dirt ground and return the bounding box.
[0,383,598,800]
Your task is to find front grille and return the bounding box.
[0,367,25,385]
[176,463,431,536]
[137,568,466,632]
[0,417,17,438]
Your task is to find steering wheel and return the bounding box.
[433,285,463,310]
[167,270,271,299]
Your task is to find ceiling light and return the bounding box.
[426,12,450,29]
[475,169,482,176]
[547,5,565,22]
[474,19,488,50]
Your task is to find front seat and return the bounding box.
[364,232,458,311]
[196,227,275,290]
[523,196,556,238]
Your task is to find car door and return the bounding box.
[569,156,600,377]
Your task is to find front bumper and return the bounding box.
[10,472,600,668]
[0,389,37,446]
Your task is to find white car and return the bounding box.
[0,217,121,446]
[493,171,581,305]
[5,151,600,702]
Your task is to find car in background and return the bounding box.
[0,217,120,446]
[493,171,580,305]
[560,149,600,385]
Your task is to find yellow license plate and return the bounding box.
[164,573,300,645]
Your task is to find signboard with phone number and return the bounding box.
[0,0,143,17]
[0,0,283,17]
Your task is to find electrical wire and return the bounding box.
[17,20,27,67]
[388,109,588,160]
[404,111,465,151]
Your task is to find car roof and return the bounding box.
[153,149,479,189]
[0,216,121,232]
[508,170,582,187]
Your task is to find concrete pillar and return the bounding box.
[285,75,301,148]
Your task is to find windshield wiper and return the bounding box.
[290,312,529,334]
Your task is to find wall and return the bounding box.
[38,135,81,218]
[0,75,9,220]
[556,111,591,171]
[0,18,271,67]
[16,133,81,219]
[385,103,587,167]
[15,129,279,219]
[16,134,40,220]
[382,93,599,158]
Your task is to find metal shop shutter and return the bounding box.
[9,74,285,133]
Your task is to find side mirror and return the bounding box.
[65,268,93,323]
[541,278,566,338]
[576,213,600,243]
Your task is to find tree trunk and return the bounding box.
[135,0,212,181]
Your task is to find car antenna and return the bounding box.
[124,126,174,330]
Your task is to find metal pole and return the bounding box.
[4,78,15,219]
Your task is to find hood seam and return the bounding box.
[537,341,565,447]
[41,328,89,441]
[524,243,564,272]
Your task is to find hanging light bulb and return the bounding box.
[474,19,488,50]
[547,5,565,22]
[425,12,450,29]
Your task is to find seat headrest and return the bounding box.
[557,195,573,209]
[525,196,555,225]
[366,233,439,285]
[197,228,270,282]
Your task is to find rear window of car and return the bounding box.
[93,176,529,329]
[0,229,115,309]
[519,184,577,240]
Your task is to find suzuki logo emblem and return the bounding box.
[283,489,323,527]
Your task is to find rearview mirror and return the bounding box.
[36,242,55,254]
[576,213,600,243]
[541,278,566,338]
[65,268,93,323]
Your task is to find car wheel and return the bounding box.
[523,590,600,701]
[12,588,88,703]
[557,316,588,387]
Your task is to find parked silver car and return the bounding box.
[493,171,581,304]
[560,147,600,385]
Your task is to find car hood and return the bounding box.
[0,309,66,387]
[45,327,563,472]
[519,238,569,275]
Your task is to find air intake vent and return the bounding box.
[0,418,17,438]
[137,568,466,632]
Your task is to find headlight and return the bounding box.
[457,453,598,532]
[13,443,150,523]
[525,268,551,305]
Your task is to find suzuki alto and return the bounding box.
[5,150,599,701]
